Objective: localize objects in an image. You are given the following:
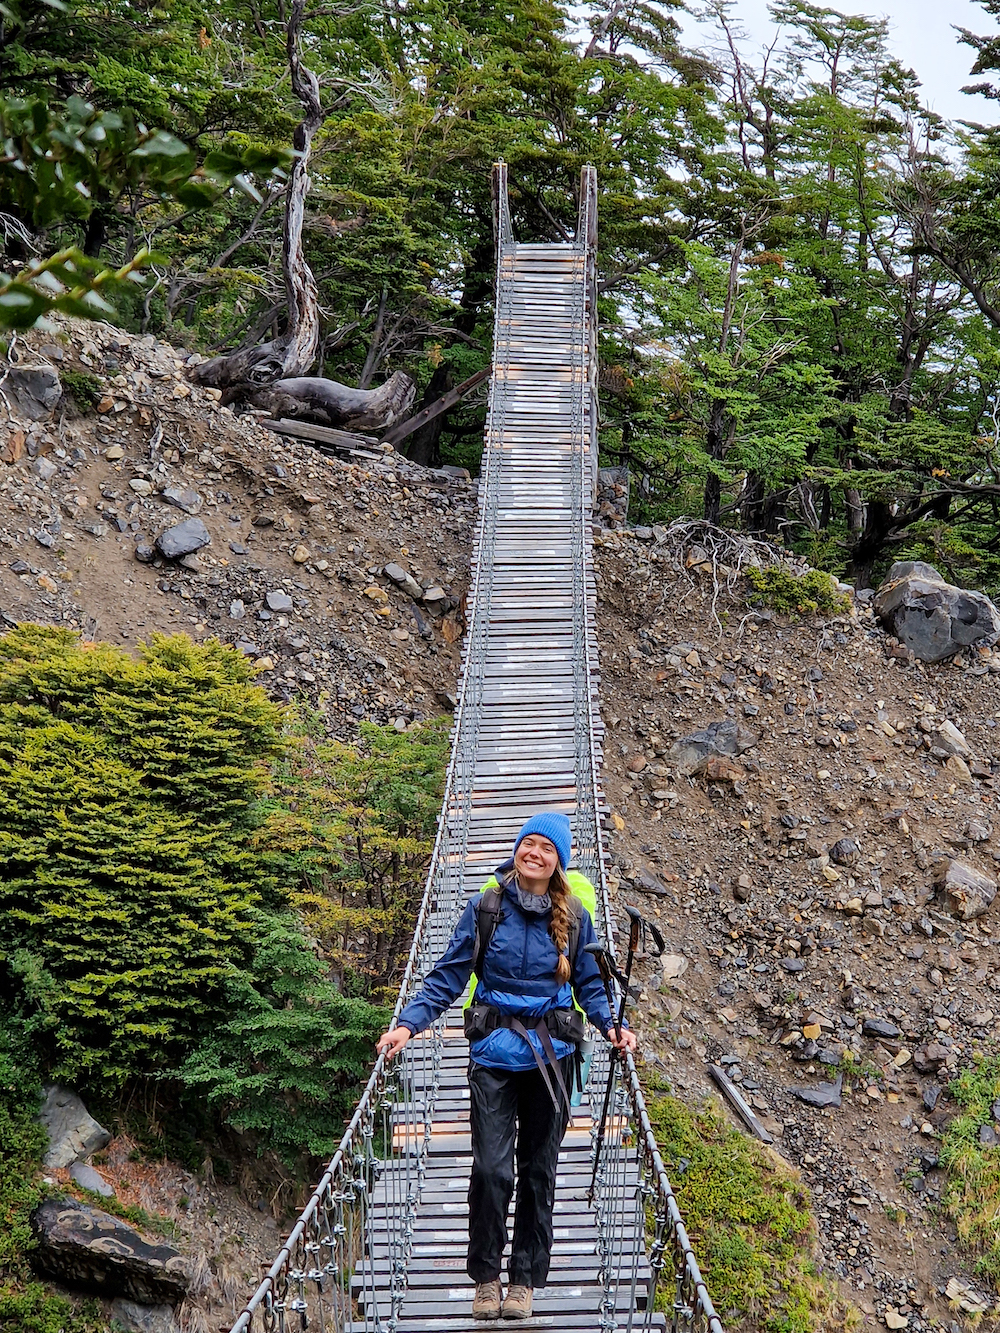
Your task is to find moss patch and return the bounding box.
[940,1056,1000,1286]
[645,1082,856,1332]
[745,566,850,617]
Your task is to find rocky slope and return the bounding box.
[0,315,476,739]
[596,528,1000,1331]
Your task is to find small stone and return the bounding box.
[790,1075,843,1108]
[884,1311,908,1330]
[937,859,997,921]
[69,1162,114,1198]
[978,1124,998,1148]
[733,873,752,903]
[893,1050,912,1068]
[229,599,245,620]
[161,485,203,516]
[863,1018,902,1039]
[945,754,973,785]
[37,574,57,594]
[155,518,211,560]
[177,554,202,572]
[129,478,153,496]
[134,544,155,564]
[265,590,293,612]
[660,954,689,982]
[802,1023,821,1040]
[829,838,860,867]
[32,456,58,482]
[364,585,389,604]
[292,544,310,563]
[627,754,647,773]
[254,656,275,672]
[105,444,124,461]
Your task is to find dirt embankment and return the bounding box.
[596,527,1000,1330]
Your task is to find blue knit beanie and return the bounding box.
[513,812,572,870]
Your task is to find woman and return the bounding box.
[376,812,637,1322]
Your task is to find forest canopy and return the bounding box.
[6,0,1000,588]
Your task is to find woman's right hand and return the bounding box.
[376,1026,413,1059]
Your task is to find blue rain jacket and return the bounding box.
[395,874,616,1072]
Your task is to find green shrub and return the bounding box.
[179,910,386,1160]
[0,627,287,1086]
[0,627,434,1167]
[265,714,450,1001]
[940,1057,1000,1286]
[644,1082,855,1332]
[60,371,103,411]
[744,566,850,617]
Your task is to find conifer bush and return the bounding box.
[0,627,389,1163]
[0,627,287,1085]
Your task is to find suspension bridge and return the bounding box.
[228,166,722,1333]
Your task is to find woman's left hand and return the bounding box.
[607,1026,638,1053]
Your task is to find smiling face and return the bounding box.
[514,833,560,886]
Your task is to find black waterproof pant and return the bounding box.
[466,1056,573,1289]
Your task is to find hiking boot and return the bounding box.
[472,1280,502,1320]
[502,1285,533,1320]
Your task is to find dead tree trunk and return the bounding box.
[191,0,321,391]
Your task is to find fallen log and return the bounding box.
[245,370,415,431]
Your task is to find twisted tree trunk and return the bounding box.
[191,0,322,393]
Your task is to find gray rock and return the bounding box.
[862,1018,902,1040]
[265,590,293,612]
[69,1162,114,1198]
[134,544,155,564]
[383,563,423,600]
[110,1299,179,1333]
[667,719,759,777]
[422,585,448,608]
[29,1199,189,1304]
[9,366,62,420]
[32,456,58,482]
[937,858,997,921]
[154,518,210,560]
[790,1075,842,1108]
[160,485,203,516]
[39,1085,110,1168]
[873,561,1000,662]
[936,720,971,757]
[229,599,246,619]
[828,838,860,867]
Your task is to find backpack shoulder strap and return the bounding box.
[473,884,506,981]
[566,893,585,968]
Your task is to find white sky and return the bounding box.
[676,0,998,127]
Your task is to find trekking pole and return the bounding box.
[585,941,625,1203]
[586,912,665,1204]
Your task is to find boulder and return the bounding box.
[873,561,1000,662]
[154,518,210,560]
[39,1086,110,1169]
[667,719,759,777]
[8,366,62,421]
[937,858,997,921]
[29,1199,189,1305]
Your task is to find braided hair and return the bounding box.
[547,865,574,985]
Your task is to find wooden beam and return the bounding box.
[379,366,491,449]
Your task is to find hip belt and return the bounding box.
[463,1003,585,1112]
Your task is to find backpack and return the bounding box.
[471,877,586,983]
